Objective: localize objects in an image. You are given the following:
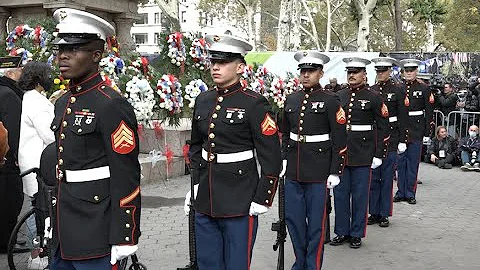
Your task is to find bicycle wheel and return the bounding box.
[7,209,49,270]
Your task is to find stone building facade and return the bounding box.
[0,0,140,50]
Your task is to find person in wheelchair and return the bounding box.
[426,126,457,169]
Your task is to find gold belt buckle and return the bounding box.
[346,125,351,131]
[298,135,305,143]
[208,152,216,162]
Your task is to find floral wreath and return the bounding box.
[6,24,49,64]
[100,54,126,78]
[267,77,287,109]
[167,33,186,67]
[184,79,208,108]
[156,74,183,114]
[285,77,300,95]
[125,76,156,126]
[189,38,210,70]
[126,56,150,78]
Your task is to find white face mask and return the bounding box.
[469,131,478,138]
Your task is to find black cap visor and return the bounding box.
[346,67,365,73]
[209,50,244,62]
[298,63,323,70]
[375,66,390,72]
[52,33,101,46]
[404,67,418,72]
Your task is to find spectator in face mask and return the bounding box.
[17,61,55,198]
[426,126,457,169]
[459,125,480,171]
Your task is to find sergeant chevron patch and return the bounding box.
[111,121,135,154]
[336,107,346,124]
[404,96,410,107]
[381,103,389,118]
[261,113,277,136]
[429,93,435,104]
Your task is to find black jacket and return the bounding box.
[52,73,141,259]
[458,136,480,154]
[371,79,408,152]
[336,84,390,166]
[280,85,347,182]
[403,80,435,141]
[190,81,281,217]
[427,135,457,157]
[0,77,22,170]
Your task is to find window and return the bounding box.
[181,11,187,23]
[135,14,148,25]
[134,34,148,44]
[154,12,160,24]
[154,33,160,44]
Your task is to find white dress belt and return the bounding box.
[202,149,254,163]
[65,166,110,183]
[389,116,398,123]
[409,110,424,116]
[290,132,330,143]
[349,125,373,131]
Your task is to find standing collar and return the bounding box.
[69,72,104,94]
[215,81,243,95]
[303,84,322,93]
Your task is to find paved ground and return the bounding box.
[2,162,480,270]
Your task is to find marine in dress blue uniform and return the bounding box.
[186,35,281,270]
[50,9,141,269]
[368,57,408,227]
[394,59,434,205]
[280,51,347,270]
[330,57,390,249]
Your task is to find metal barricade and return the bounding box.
[433,109,446,128]
[446,111,480,140]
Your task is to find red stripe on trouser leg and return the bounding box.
[412,144,422,193]
[363,168,373,237]
[112,263,118,270]
[247,216,254,270]
[316,185,328,270]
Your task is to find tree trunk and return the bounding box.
[155,0,181,32]
[325,0,332,51]
[394,0,402,51]
[254,1,262,50]
[290,0,301,50]
[354,0,377,52]
[300,0,320,50]
[276,0,291,51]
[427,20,435,52]
[246,6,255,50]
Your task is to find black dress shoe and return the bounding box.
[367,215,380,225]
[393,195,404,202]
[417,180,423,184]
[379,217,390,227]
[349,237,362,249]
[407,197,417,204]
[330,235,351,246]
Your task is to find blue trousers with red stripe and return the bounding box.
[285,179,328,270]
[396,141,422,199]
[51,247,116,270]
[369,151,397,218]
[333,166,371,238]
[195,213,258,270]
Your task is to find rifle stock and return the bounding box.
[271,176,286,270]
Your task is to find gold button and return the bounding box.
[300,120,304,124]
[268,190,272,194]
[77,128,82,133]
[126,210,131,214]
[62,121,67,127]
[126,223,130,228]
[229,120,234,123]
[125,236,130,241]
[60,133,65,140]
[270,180,274,184]
[58,159,63,165]
[209,133,215,139]
[300,113,304,117]
[66,108,72,114]
[218,96,224,102]
[216,105,221,110]
[76,86,82,91]
[349,109,352,112]
[101,85,106,89]
[209,154,215,162]
[59,146,64,153]
[305,94,309,98]
[265,200,269,204]
[319,148,322,152]
[349,103,353,107]
[70,96,76,103]
[352,93,356,97]
[93,195,99,201]
[210,123,215,129]
[303,100,307,104]
[301,106,305,111]
[212,113,217,119]
[351,98,355,102]
[238,170,243,174]
[299,127,303,131]
[211,142,215,148]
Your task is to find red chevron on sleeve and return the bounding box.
[111,121,136,154]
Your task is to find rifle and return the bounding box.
[271,176,286,270]
[324,188,332,244]
[177,143,198,270]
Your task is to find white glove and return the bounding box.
[44,217,52,239]
[371,157,383,169]
[326,174,340,189]
[279,160,287,177]
[422,136,431,145]
[397,143,407,154]
[184,184,199,216]
[249,202,269,216]
[110,245,138,265]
